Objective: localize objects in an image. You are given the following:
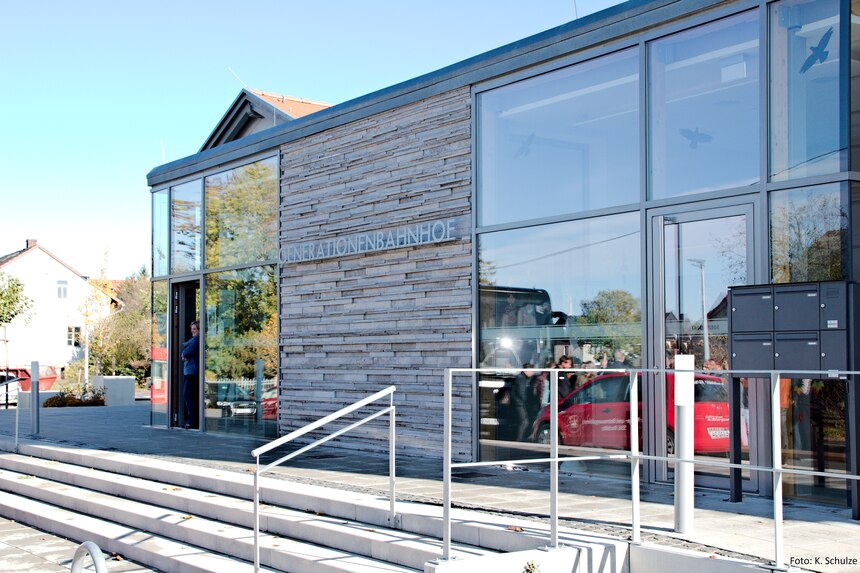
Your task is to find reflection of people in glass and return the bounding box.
[780,378,791,450]
[511,364,534,441]
[792,379,812,452]
[740,377,750,448]
[181,320,200,429]
[501,295,517,326]
[607,349,627,368]
[557,355,573,398]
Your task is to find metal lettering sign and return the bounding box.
[279,218,464,264]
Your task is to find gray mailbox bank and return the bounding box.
[729,281,849,374]
[728,281,860,519]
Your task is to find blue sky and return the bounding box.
[0,0,622,279]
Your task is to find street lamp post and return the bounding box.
[688,258,709,362]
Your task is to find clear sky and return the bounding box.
[0,0,623,279]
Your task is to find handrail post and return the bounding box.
[389,393,396,525]
[550,369,559,548]
[30,361,39,435]
[442,368,452,560]
[254,457,260,573]
[771,371,784,570]
[629,369,641,544]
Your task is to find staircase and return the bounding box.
[0,439,628,573]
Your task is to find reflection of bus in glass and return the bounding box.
[479,286,569,448]
[479,285,559,370]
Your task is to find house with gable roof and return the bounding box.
[0,239,117,373]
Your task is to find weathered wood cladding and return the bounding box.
[278,87,473,460]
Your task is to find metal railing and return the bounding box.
[0,376,19,409]
[71,541,107,573]
[443,367,860,571]
[250,385,397,573]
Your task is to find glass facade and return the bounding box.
[474,0,856,503]
[150,280,168,427]
[477,212,641,459]
[203,265,278,438]
[852,1,860,170]
[779,376,848,504]
[770,0,844,181]
[478,48,639,226]
[170,179,203,274]
[151,156,279,436]
[649,10,760,198]
[662,214,748,368]
[770,183,848,282]
[152,190,169,277]
[205,156,278,269]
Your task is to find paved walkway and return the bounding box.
[0,402,858,572]
[0,515,159,572]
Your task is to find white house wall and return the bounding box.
[2,249,110,370]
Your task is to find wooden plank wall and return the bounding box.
[278,86,474,461]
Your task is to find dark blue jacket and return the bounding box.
[181,334,199,375]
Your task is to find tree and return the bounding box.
[579,289,641,326]
[577,289,642,353]
[0,271,32,327]
[87,268,152,381]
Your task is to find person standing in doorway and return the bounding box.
[181,320,200,429]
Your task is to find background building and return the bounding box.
[0,239,114,373]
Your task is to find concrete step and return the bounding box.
[0,466,417,573]
[4,442,567,551]
[0,450,490,570]
[0,490,277,573]
[0,441,631,573]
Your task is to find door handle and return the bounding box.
[602,407,612,413]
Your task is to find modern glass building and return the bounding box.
[148,0,860,510]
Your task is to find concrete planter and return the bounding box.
[93,376,135,406]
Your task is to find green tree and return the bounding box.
[579,289,641,326]
[0,271,32,327]
[577,289,642,353]
[88,268,152,381]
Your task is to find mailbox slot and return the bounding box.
[730,332,774,371]
[774,284,819,331]
[774,332,820,372]
[730,286,774,332]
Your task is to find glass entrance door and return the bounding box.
[171,280,200,429]
[649,203,761,491]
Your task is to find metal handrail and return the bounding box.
[0,377,19,411]
[251,385,396,573]
[443,367,860,570]
[71,541,107,573]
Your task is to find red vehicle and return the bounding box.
[531,372,730,454]
[2,366,58,392]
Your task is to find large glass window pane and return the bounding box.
[477,212,641,462]
[851,0,860,170]
[204,265,277,438]
[152,190,169,277]
[205,156,278,269]
[770,183,848,282]
[170,179,203,273]
[771,0,844,181]
[150,280,168,427]
[649,11,760,198]
[779,377,847,505]
[478,48,639,226]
